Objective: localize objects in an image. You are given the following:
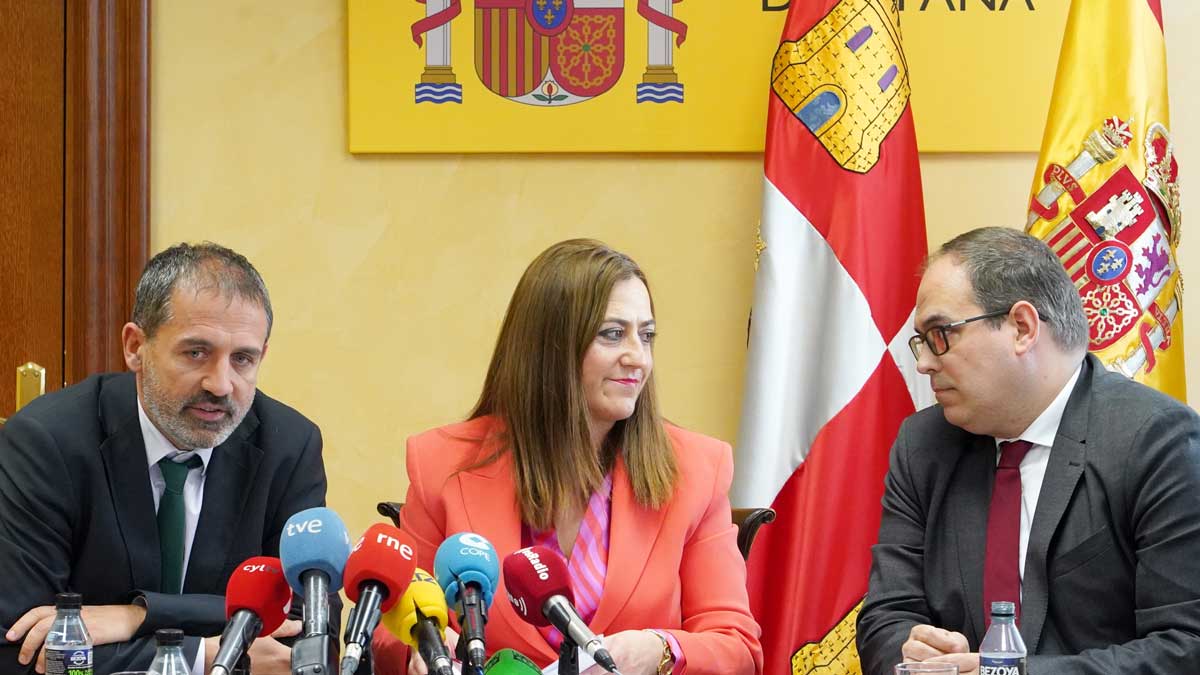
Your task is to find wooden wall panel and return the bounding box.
[64,0,151,384]
[0,1,66,417]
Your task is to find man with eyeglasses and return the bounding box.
[856,227,1200,674]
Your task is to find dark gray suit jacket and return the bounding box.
[857,355,1200,674]
[0,372,330,674]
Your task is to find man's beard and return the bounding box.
[141,359,247,450]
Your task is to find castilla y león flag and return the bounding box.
[1026,0,1184,400]
[733,1,930,674]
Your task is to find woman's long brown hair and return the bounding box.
[467,239,676,529]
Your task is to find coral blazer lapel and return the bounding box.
[590,455,667,637]
[453,424,668,659]
[457,435,556,662]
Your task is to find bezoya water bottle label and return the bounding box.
[45,645,93,675]
[980,654,1026,675]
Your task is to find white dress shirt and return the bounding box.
[995,364,1082,589]
[137,399,213,674]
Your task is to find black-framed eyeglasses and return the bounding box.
[908,308,1012,360]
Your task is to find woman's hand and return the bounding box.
[406,626,460,675]
[580,630,667,675]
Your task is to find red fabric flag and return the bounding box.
[733,1,929,672]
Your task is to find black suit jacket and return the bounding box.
[857,355,1200,674]
[0,372,330,673]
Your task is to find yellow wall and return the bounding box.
[153,0,1200,540]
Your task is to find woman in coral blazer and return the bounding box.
[373,240,762,675]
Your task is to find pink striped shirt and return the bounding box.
[523,473,612,647]
[521,472,684,672]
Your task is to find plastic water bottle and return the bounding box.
[148,629,191,675]
[979,600,1027,675]
[43,593,92,675]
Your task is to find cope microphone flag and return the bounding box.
[382,568,455,675]
[279,507,351,675]
[209,556,292,675]
[502,546,620,674]
[340,523,418,675]
[434,532,500,672]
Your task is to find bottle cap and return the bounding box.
[990,601,1016,617]
[155,628,184,647]
[54,593,82,609]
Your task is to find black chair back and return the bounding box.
[376,501,776,561]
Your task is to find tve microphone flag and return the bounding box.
[732,1,930,673]
[279,506,351,675]
[279,507,352,598]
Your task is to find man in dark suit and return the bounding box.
[0,243,329,674]
[857,227,1200,674]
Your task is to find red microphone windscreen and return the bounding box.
[224,556,292,636]
[501,546,572,627]
[344,523,418,613]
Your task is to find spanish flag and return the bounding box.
[1027,0,1183,400]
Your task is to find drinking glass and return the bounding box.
[894,664,959,674]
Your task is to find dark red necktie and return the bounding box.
[983,439,1033,627]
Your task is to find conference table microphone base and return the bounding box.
[291,633,338,675]
[352,644,375,675]
[558,637,580,675]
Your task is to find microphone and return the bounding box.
[381,569,454,675]
[502,546,620,674]
[433,532,499,672]
[340,524,418,675]
[279,507,351,675]
[483,648,541,674]
[209,556,292,675]
[280,506,351,633]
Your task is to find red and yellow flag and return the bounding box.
[1027,0,1183,399]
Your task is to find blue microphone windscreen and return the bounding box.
[279,507,351,594]
[434,532,500,609]
[483,648,541,674]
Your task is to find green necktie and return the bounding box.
[157,454,203,594]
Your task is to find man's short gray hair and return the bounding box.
[930,227,1089,354]
[132,242,273,339]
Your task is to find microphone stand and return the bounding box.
[342,602,377,675]
[351,643,374,675]
[455,584,488,673]
[558,637,580,675]
[291,571,338,675]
